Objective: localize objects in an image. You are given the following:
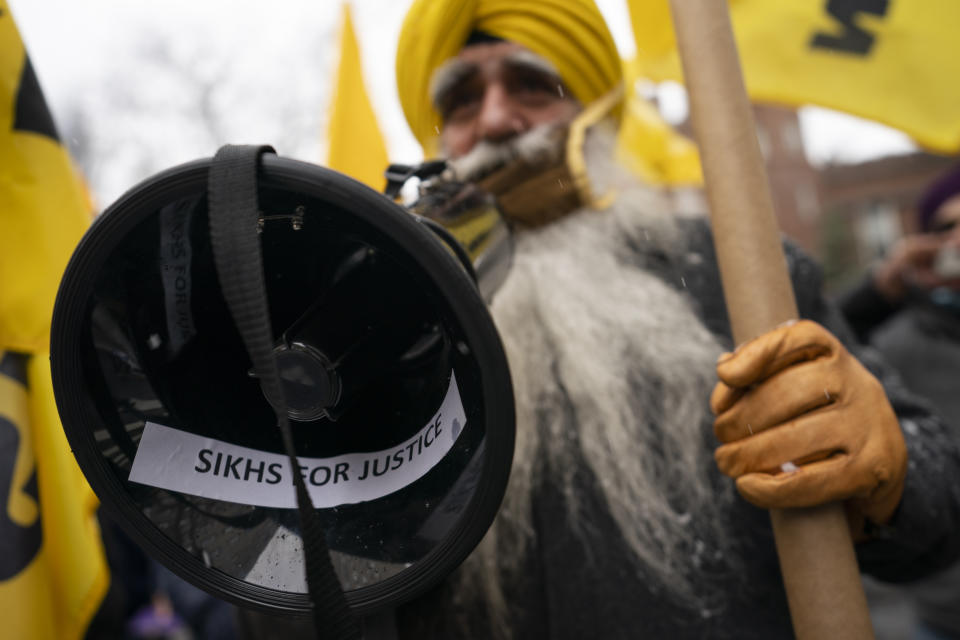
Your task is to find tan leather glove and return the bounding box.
[711,319,908,532]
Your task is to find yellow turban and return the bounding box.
[396,0,623,156]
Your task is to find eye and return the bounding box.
[438,80,484,122]
[507,68,563,102]
[931,220,959,235]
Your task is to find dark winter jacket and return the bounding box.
[839,276,960,635]
[396,218,960,640]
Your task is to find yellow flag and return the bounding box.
[326,2,390,191]
[0,3,108,638]
[629,0,960,153]
[0,6,92,353]
[616,62,703,186]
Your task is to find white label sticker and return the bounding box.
[128,372,468,508]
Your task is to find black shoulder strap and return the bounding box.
[207,144,361,640]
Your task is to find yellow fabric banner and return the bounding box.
[616,64,703,185]
[629,0,960,153]
[0,353,108,640]
[0,3,108,638]
[0,3,92,353]
[327,2,390,191]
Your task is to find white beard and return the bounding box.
[450,151,739,635]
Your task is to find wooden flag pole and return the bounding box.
[665,1,874,638]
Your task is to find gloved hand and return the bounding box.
[872,233,958,302]
[711,319,908,532]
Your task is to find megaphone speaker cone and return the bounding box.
[50,153,514,615]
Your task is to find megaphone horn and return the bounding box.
[50,146,515,625]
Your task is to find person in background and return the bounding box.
[839,163,960,640]
[87,513,241,640]
[840,163,960,420]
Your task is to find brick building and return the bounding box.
[753,105,824,258]
[670,105,826,263]
[677,103,957,292]
[817,151,956,291]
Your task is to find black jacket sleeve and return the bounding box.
[836,274,904,344]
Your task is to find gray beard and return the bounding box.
[452,174,739,636]
[443,123,565,184]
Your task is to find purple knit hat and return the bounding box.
[918,163,960,231]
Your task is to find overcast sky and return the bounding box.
[11,0,918,207]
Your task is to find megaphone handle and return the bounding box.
[208,144,361,640]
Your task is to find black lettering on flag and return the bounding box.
[0,420,42,579]
[810,0,890,56]
[13,56,60,142]
[0,353,42,580]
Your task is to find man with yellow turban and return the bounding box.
[386,1,960,638]
[396,0,622,157]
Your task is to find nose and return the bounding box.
[476,83,526,144]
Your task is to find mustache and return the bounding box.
[446,124,566,184]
